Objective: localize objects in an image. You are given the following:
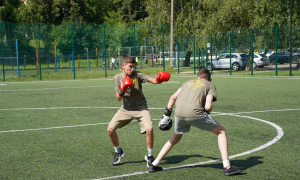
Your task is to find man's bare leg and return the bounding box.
[210,124,229,161]
[107,128,119,147]
[155,134,183,162]
[146,128,154,149]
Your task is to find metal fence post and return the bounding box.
[251,28,253,76]
[134,24,136,71]
[103,23,108,78]
[210,33,213,75]
[1,22,5,81]
[198,48,200,71]
[193,35,195,74]
[162,24,165,71]
[16,39,19,77]
[177,24,179,74]
[72,22,77,79]
[275,26,278,76]
[38,23,41,80]
[229,31,232,75]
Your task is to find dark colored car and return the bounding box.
[269,52,300,64]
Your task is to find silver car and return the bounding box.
[207,53,248,71]
[253,53,269,68]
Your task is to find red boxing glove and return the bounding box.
[156,71,170,82]
[118,77,133,96]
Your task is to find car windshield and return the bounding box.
[240,54,248,58]
[259,54,267,57]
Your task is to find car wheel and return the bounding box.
[232,63,240,71]
[252,62,257,69]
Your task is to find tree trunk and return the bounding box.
[245,53,252,71]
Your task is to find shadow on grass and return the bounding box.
[163,154,206,164]
[112,160,147,166]
[161,156,264,176]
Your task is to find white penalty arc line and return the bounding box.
[94,114,284,180]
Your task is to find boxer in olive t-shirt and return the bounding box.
[107,55,163,167]
[148,68,244,176]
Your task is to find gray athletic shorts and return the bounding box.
[174,113,219,134]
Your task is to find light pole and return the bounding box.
[289,0,293,76]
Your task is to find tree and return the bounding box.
[0,0,22,23]
[115,0,148,23]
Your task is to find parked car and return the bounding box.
[206,53,248,71]
[269,52,300,64]
[253,53,269,68]
[293,49,300,56]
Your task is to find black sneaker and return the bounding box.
[148,163,163,173]
[112,149,125,165]
[223,165,244,176]
[145,154,154,167]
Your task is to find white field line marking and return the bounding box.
[0,84,7,86]
[172,75,300,79]
[0,81,179,92]
[0,85,114,92]
[0,107,165,111]
[94,114,284,180]
[0,123,109,133]
[0,119,162,133]
[0,107,298,114]
[218,76,300,79]
[0,107,295,133]
[208,109,300,116]
[0,78,114,84]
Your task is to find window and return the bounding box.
[240,54,248,58]
[218,55,226,59]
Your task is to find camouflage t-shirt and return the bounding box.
[114,71,149,110]
[175,79,217,118]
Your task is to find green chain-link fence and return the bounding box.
[1,22,300,81]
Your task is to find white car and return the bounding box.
[207,53,248,71]
[253,54,269,68]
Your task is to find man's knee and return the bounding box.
[211,124,226,135]
[107,127,116,135]
[146,128,153,134]
[169,134,182,145]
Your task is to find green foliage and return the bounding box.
[115,0,148,23]
[0,4,18,23]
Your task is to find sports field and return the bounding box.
[1,74,300,179]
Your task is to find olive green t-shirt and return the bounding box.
[175,79,217,118]
[114,71,149,110]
